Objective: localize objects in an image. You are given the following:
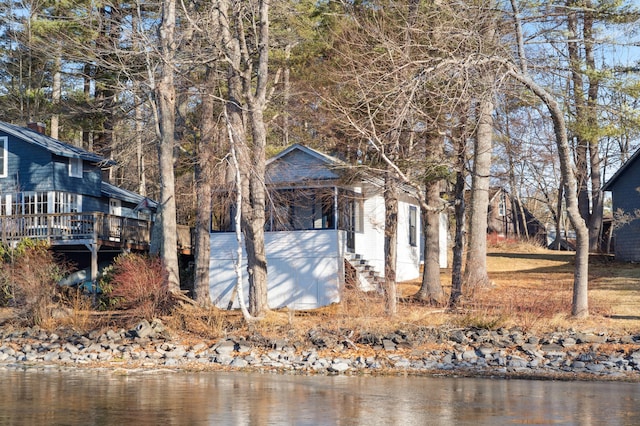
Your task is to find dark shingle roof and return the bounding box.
[101,182,157,209]
[0,121,113,164]
[603,147,640,191]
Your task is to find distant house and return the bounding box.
[486,187,547,245]
[0,121,157,283]
[603,148,640,261]
[209,144,448,310]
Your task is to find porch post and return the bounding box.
[333,186,338,230]
[84,241,100,298]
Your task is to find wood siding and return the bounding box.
[209,230,342,309]
[0,133,102,197]
[353,187,423,282]
[610,167,640,261]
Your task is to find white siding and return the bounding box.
[352,190,423,282]
[439,211,448,268]
[210,230,342,309]
[396,199,421,281]
[354,192,384,275]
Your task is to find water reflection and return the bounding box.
[0,369,639,425]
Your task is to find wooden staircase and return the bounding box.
[345,253,383,292]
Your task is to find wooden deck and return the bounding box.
[0,212,152,249]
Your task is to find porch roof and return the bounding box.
[266,144,344,184]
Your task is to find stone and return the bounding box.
[462,350,478,360]
[131,320,155,339]
[382,339,396,351]
[230,358,249,368]
[449,330,468,344]
[214,340,236,354]
[586,363,605,373]
[329,362,350,373]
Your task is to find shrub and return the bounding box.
[100,253,173,321]
[0,239,70,326]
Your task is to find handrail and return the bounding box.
[0,212,152,247]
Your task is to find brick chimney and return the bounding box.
[27,122,46,134]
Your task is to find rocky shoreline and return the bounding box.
[1,320,640,381]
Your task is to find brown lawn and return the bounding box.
[394,244,640,336]
[2,242,640,340]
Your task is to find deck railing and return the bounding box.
[0,212,152,247]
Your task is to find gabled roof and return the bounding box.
[101,182,157,209]
[0,121,113,165]
[266,143,345,184]
[603,147,640,191]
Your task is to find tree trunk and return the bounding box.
[449,136,466,308]
[383,175,398,316]
[507,69,590,318]
[416,134,444,304]
[156,0,181,293]
[463,96,493,290]
[217,0,271,318]
[193,68,217,306]
[51,55,61,140]
[551,180,564,250]
[245,109,269,317]
[135,100,146,196]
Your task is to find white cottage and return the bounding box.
[209,144,447,310]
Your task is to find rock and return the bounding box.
[230,358,248,368]
[329,362,350,373]
[382,339,396,351]
[576,333,607,344]
[462,350,478,360]
[507,356,528,368]
[214,340,236,354]
[449,330,468,344]
[131,320,155,339]
[541,343,564,352]
[586,363,605,373]
[396,359,413,368]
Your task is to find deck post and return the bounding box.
[84,241,100,297]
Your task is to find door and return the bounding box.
[109,199,122,216]
[108,199,122,240]
[346,199,356,253]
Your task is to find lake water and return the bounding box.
[1,369,639,425]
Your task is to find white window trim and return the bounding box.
[69,157,83,178]
[0,136,7,178]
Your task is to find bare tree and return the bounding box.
[463,95,494,290]
[151,0,181,293]
[507,1,589,317]
[416,131,445,304]
[216,0,271,317]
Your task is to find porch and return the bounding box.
[0,212,152,249]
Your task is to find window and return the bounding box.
[337,189,363,233]
[498,192,507,217]
[409,205,417,247]
[69,157,83,178]
[266,188,337,232]
[0,136,7,178]
[52,192,81,214]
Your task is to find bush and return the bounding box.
[100,253,173,321]
[0,239,70,327]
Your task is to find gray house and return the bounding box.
[0,121,157,284]
[602,148,640,261]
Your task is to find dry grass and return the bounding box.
[3,241,639,341]
[239,242,640,340]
